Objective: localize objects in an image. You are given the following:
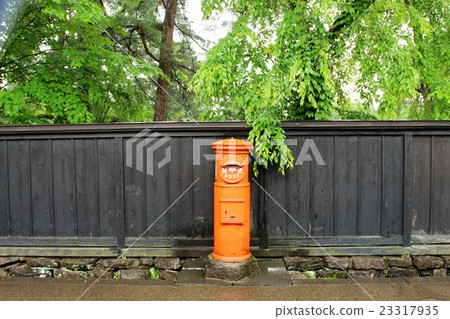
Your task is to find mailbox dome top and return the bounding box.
[212,137,253,152]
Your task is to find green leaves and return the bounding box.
[0,0,188,124]
[193,1,337,173]
[335,0,449,120]
[149,267,159,280]
[248,117,294,175]
[193,0,449,174]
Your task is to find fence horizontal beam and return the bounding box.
[1,121,450,136]
[2,244,450,258]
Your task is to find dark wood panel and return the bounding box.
[52,140,77,236]
[0,141,10,236]
[286,137,311,238]
[192,138,215,238]
[114,137,125,248]
[266,159,287,238]
[250,168,259,239]
[412,136,431,235]
[255,171,268,248]
[8,141,32,236]
[359,136,382,235]
[98,139,116,237]
[310,136,334,237]
[268,235,403,246]
[412,234,450,244]
[124,237,213,247]
[0,236,115,246]
[30,140,54,236]
[403,134,413,247]
[75,139,100,236]
[124,135,147,237]
[168,137,194,237]
[145,137,171,238]
[0,125,449,249]
[382,136,404,236]
[0,246,118,257]
[335,136,358,236]
[430,137,450,234]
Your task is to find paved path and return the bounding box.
[1,277,449,301]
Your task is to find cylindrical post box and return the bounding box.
[211,137,253,262]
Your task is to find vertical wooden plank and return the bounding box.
[381,136,404,237]
[75,139,99,237]
[412,136,431,235]
[255,170,268,248]
[168,137,194,238]
[145,137,171,238]
[30,140,54,236]
[403,133,413,247]
[124,138,147,237]
[430,136,450,234]
[310,136,334,237]
[359,136,382,236]
[286,136,311,238]
[0,140,10,236]
[115,137,125,249]
[192,138,215,238]
[52,140,77,236]
[249,165,258,240]
[335,136,358,236]
[266,162,287,239]
[8,140,32,236]
[98,139,116,237]
[429,136,435,235]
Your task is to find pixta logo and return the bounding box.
[192,137,325,166]
[295,138,325,165]
[126,129,172,176]
[251,138,325,166]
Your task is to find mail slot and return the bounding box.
[220,198,245,224]
[211,137,253,262]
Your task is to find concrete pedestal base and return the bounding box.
[204,254,260,282]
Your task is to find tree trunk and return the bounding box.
[418,83,433,119]
[154,0,178,121]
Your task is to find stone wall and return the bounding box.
[284,255,450,279]
[0,257,183,281]
[1,255,449,281]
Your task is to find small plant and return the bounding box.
[112,271,119,280]
[323,273,340,280]
[304,271,316,279]
[149,267,159,280]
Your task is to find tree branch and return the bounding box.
[172,61,195,73]
[4,71,36,85]
[174,22,208,52]
[1,61,49,75]
[119,28,141,59]
[0,6,44,59]
[138,28,160,62]
[0,48,63,71]
[99,105,110,123]
[327,0,374,40]
[170,67,188,90]
[170,67,199,118]
[160,0,168,10]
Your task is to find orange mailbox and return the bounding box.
[211,137,253,262]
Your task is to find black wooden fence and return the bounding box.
[0,121,449,257]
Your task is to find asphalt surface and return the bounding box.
[0,277,449,301]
